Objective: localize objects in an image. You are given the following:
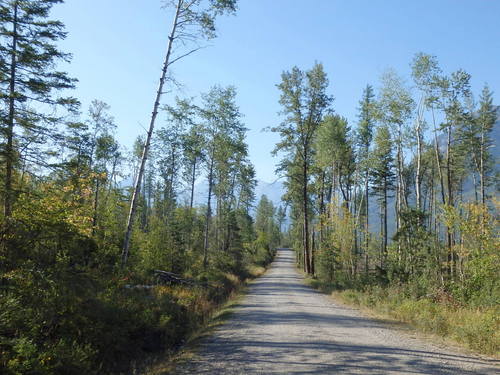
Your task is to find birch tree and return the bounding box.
[272,63,333,274]
[199,85,245,268]
[356,85,376,266]
[122,0,237,266]
[378,70,414,238]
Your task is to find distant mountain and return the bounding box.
[189,179,285,210]
[254,180,285,208]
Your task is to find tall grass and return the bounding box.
[314,282,500,356]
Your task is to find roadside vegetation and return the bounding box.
[0,1,286,374]
[1,0,498,373]
[275,58,499,355]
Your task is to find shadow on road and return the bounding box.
[175,248,499,375]
[197,337,499,375]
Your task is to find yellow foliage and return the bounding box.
[323,197,357,274]
[13,179,94,237]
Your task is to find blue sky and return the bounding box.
[53,0,500,182]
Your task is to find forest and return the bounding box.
[0,0,283,373]
[275,61,499,353]
[0,0,498,374]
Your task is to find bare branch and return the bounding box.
[167,46,205,67]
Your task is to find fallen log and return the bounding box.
[153,270,212,288]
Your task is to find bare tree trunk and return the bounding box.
[382,178,388,269]
[121,0,182,266]
[311,229,315,276]
[319,171,325,250]
[104,155,118,209]
[4,2,18,219]
[364,170,369,274]
[445,126,454,277]
[415,99,424,213]
[189,159,197,209]
[379,200,383,270]
[480,130,485,205]
[92,179,99,236]
[395,125,404,265]
[431,107,446,205]
[203,155,215,268]
[303,159,311,274]
[472,171,478,203]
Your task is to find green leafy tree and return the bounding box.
[254,195,280,265]
[0,0,78,218]
[155,119,186,218]
[199,85,246,268]
[378,69,415,236]
[356,84,376,267]
[122,0,238,266]
[271,63,333,274]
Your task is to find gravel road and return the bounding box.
[175,248,499,374]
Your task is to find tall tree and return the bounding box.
[122,0,237,266]
[474,84,497,205]
[199,85,245,268]
[272,63,333,274]
[356,84,376,267]
[370,125,395,268]
[411,53,446,208]
[315,114,356,274]
[0,0,77,218]
[155,121,185,218]
[86,100,117,235]
[378,69,414,239]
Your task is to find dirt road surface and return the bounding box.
[175,248,499,374]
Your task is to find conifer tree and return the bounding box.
[475,84,497,205]
[370,125,395,268]
[0,0,77,218]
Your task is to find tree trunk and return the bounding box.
[415,100,423,214]
[302,159,311,274]
[471,170,478,203]
[92,179,99,236]
[203,155,215,268]
[431,107,446,205]
[364,169,369,273]
[311,229,315,275]
[445,125,454,277]
[383,178,388,269]
[4,2,18,218]
[121,0,182,266]
[189,158,197,209]
[480,129,485,205]
[319,171,325,250]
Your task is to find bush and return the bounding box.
[334,286,499,356]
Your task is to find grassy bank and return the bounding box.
[308,279,499,357]
[134,264,268,375]
[0,262,268,375]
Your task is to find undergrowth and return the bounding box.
[309,279,499,356]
